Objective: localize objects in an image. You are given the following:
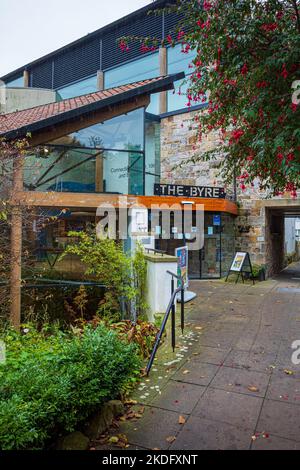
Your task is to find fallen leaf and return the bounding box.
[124,399,138,405]
[182,370,190,375]
[166,436,176,443]
[108,436,119,444]
[248,386,260,392]
[178,415,186,425]
[195,327,203,330]
[284,369,294,375]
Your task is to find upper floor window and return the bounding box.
[57,75,97,100]
[105,52,160,115]
[5,76,24,87]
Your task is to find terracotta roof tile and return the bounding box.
[0,75,180,138]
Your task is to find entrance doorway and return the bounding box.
[156,211,224,279]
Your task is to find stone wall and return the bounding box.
[160,111,226,189]
[160,110,299,275]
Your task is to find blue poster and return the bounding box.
[213,215,221,226]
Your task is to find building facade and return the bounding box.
[1,0,298,280]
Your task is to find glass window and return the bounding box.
[5,76,24,87]
[24,108,147,196]
[57,75,97,99]
[51,108,144,152]
[105,52,160,115]
[167,44,202,113]
[145,118,160,196]
[167,79,191,113]
[168,44,197,76]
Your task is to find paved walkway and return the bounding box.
[96,263,300,450]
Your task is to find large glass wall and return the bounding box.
[167,44,198,113]
[24,108,157,196]
[104,52,160,115]
[57,75,98,100]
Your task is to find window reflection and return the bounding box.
[57,75,97,99]
[105,52,160,115]
[23,108,153,197]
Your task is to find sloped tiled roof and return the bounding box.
[0,73,184,139]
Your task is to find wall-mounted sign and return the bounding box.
[213,215,221,226]
[154,184,226,199]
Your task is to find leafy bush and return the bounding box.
[63,231,148,321]
[0,324,141,450]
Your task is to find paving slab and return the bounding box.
[266,369,300,404]
[192,388,263,431]
[251,434,300,450]
[210,366,271,397]
[256,399,300,442]
[117,407,187,450]
[150,382,205,414]
[224,349,277,373]
[170,416,252,450]
[171,361,220,386]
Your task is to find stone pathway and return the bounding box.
[96,263,300,450]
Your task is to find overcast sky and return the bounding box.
[0,0,152,76]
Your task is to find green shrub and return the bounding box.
[0,324,141,450]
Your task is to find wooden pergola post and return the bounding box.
[10,155,24,329]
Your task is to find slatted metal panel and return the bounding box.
[102,12,164,71]
[31,60,53,89]
[10,0,183,90]
[53,37,100,89]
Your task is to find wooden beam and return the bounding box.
[23,70,30,87]
[97,71,104,91]
[10,155,24,329]
[159,47,167,114]
[29,95,150,147]
[95,152,104,192]
[13,191,239,215]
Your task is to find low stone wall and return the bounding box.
[55,400,125,450]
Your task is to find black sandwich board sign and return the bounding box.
[226,252,255,284]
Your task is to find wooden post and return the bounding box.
[23,70,29,87]
[95,151,104,192]
[97,71,104,92]
[159,47,167,114]
[10,155,24,329]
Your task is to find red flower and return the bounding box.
[241,63,248,76]
[281,64,288,79]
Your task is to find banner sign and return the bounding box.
[226,251,255,284]
[154,184,226,199]
[176,246,189,289]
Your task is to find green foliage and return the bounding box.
[132,242,148,320]
[63,231,148,321]
[0,324,141,450]
[251,263,266,278]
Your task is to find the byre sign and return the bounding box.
[154,184,226,199]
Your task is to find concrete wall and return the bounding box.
[0,87,57,114]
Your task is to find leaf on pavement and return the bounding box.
[178,415,186,425]
[166,436,176,443]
